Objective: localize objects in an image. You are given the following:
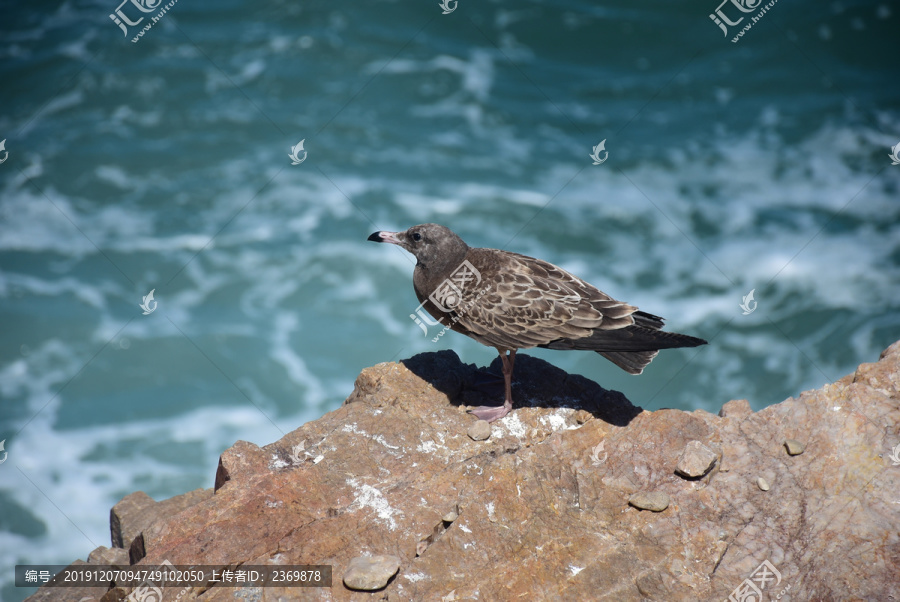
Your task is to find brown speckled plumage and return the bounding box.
[368,223,707,421]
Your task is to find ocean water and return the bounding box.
[1,0,898,599]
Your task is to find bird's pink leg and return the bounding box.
[468,349,516,422]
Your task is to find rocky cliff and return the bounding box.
[28,342,900,601]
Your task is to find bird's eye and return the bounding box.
[412,232,422,242]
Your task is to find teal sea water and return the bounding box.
[1,0,899,599]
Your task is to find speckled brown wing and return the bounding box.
[448,249,639,350]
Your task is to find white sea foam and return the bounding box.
[1,10,897,598]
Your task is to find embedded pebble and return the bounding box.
[343,555,401,591]
[784,439,805,456]
[442,510,459,523]
[628,491,670,512]
[467,420,492,441]
[675,440,718,478]
[757,477,770,491]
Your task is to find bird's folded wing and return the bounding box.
[453,252,638,349]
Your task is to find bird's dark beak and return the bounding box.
[367,231,402,245]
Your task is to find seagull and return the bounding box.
[368,224,707,422]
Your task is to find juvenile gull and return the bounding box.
[368,224,707,422]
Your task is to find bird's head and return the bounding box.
[367,223,468,271]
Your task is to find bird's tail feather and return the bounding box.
[598,350,659,374]
[632,310,665,330]
[544,325,707,353]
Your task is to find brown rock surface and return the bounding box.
[86,545,129,566]
[29,343,900,601]
[110,487,213,550]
